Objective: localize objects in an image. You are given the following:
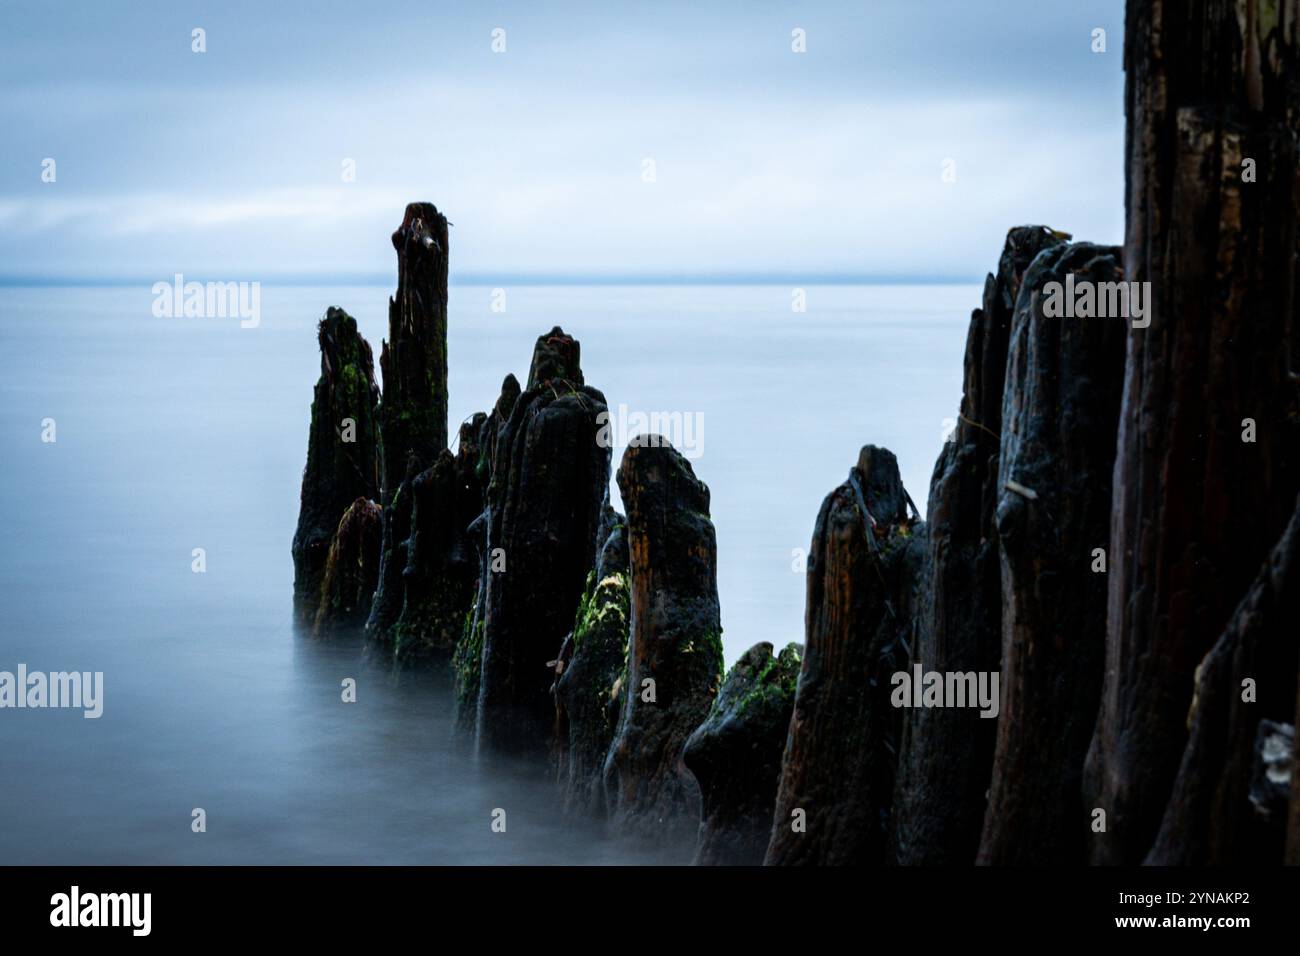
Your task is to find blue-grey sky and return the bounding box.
[0,1,1125,282]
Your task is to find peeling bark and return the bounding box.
[1085,0,1300,864]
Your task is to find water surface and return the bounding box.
[0,283,973,863]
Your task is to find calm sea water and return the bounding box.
[0,283,973,863]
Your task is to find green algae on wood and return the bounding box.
[291,307,380,624]
[603,438,724,846]
[684,641,802,865]
[475,328,611,756]
[553,504,631,816]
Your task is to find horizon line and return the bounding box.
[0,271,984,288]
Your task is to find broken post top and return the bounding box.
[388,201,450,346]
[992,225,1072,310]
[703,641,802,730]
[495,373,522,416]
[852,444,912,529]
[322,304,357,328]
[379,201,452,487]
[317,306,375,382]
[457,413,486,452]
[391,201,448,265]
[527,326,584,389]
[1004,224,1071,245]
[617,437,711,521]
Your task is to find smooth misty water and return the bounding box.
[0,283,972,864]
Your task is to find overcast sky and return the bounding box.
[0,0,1125,282]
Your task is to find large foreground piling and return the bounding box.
[1084,0,1300,864]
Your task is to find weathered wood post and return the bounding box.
[1085,0,1300,864]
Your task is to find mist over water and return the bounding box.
[0,283,971,863]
